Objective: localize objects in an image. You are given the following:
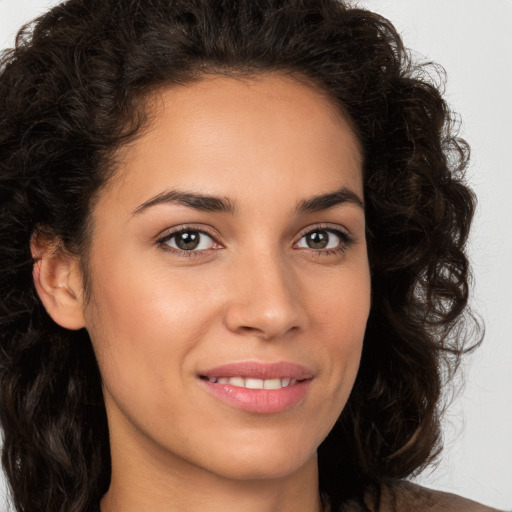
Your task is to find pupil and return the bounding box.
[176,231,200,250]
[306,230,328,249]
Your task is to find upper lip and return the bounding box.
[199,361,314,380]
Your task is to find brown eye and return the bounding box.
[305,230,329,249]
[163,230,215,251]
[296,228,347,251]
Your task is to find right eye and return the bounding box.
[159,229,216,252]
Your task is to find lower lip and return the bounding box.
[200,379,312,413]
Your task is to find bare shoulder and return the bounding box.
[369,480,503,512]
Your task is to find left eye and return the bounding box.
[162,230,215,251]
[296,229,343,250]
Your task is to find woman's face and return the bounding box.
[82,74,370,482]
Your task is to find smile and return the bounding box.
[198,361,314,413]
[203,377,298,389]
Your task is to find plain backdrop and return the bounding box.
[1,0,511,510]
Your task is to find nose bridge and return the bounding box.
[223,244,305,339]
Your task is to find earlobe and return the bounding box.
[31,233,86,330]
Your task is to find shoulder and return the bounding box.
[366,480,503,512]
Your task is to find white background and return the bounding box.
[1,0,511,510]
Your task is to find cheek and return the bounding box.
[82,270,215,443]
[86,249,214,334]
[82,259,218,395]
[308,260,371,336]
[309,264,370,395]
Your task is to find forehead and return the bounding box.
[101,73,363,214]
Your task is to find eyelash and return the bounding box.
[156,224,355,258]
[295,225,355,256]
[156,225,219,258]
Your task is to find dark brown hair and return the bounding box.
[0,1,478,511]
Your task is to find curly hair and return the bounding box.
[0,0,478,511]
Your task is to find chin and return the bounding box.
[201,442,318,481]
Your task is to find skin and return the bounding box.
[35,74,371,512]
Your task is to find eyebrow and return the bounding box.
[132,189,237,215]
[295,187,365,214]
[132,186,364,216]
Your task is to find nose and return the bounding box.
[223,249,307,340]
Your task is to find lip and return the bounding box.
[199,361,314,380]
[198,361,314,414]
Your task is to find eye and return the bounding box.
[160,229,216,252]
[295,228,349,251]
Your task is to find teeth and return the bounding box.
[206,376,298,389]
[228,377,245,387]
[245,378,264,389]
[263,378,282,389]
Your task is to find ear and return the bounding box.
[31,232,86,330]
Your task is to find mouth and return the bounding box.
[198,361,314,413]
[200,376,300,389]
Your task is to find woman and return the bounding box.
[0,0,499,511]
